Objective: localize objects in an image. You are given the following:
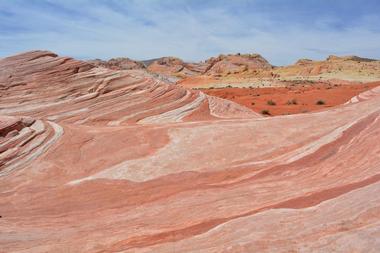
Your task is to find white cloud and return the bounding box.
[0,0,379,65]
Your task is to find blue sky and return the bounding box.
[0,0,380,65]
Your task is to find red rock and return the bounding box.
[179,54,380,89]
[204,53,272,76]
[88,57,146,70]
[146,57,208,79]
[201,82,379,116]
[0,50,380,252]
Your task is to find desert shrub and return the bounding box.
[316,100,325,105]
[251,102,255,105]
[286,99,297,105]
[209,86,214,89]
[261,110,271,115]
[267,100,276,106]
[226,85,232,88]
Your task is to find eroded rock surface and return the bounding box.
[276,55,380,82]
[204,53,272,76]
[88,57,146,70]
[179,54,380,88]
[0,51,380,252]
[146,57,208,79]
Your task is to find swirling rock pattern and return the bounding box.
[0,51,380,252]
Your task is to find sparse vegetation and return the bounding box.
[267,100,276,106]
[226,85,232,88]
[316,100,326,105]
[261,110,271,115]
[251,102,255,105]
[286,99,297,105]
[209,86,214,89]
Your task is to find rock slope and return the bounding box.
[0,51,380,252]
[275,55,380,82]
[179,54,380,88]
[146,57,209,79]
[204,53,272,76]
[0,51,256,125]
[90,53,380,88]
[88,57,146,71]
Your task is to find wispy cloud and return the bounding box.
[0,0,379,65]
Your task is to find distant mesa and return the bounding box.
[82,51,380,88]
[146,56,208,78]
[204,53,272,76]
[326,55,377,62]
[88,57,145,70]
[295,58,314,65]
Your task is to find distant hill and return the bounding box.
[88,53,380,88]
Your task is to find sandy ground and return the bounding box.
[201,82,379,116]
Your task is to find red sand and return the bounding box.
[202,82,379,116]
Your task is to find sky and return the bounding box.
[0,0,380,65]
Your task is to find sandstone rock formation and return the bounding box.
[146,56,208,79]
[204,53,272,76]
[90,53,380,89]
[91,53,273,82]
[1,50,380,252]
[88,57,146,70]
[275,55,380,82]
[0,51,256,125]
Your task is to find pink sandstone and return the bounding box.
[0,51,379,252]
